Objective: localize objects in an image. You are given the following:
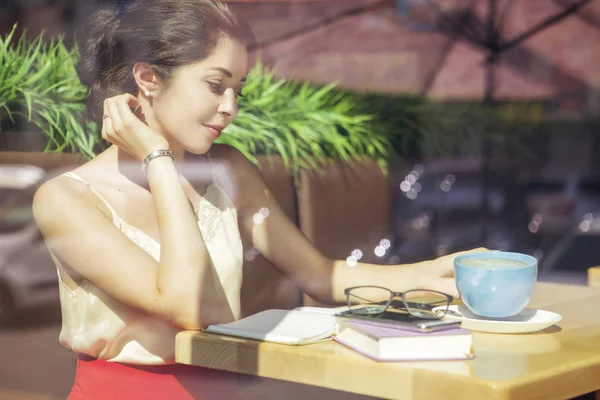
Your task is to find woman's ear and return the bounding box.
[132,62,161,98]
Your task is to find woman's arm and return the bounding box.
[33,96,234,330]
[147,155,235,326]
[214,145,482,303]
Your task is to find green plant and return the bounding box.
[219,61,392,174]
[0,28,391,171]
[0,25,98,158]
[350,94,428,161]
[353,94,545,162]
[414,100,544,160]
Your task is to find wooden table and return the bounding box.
[176,282,600,400]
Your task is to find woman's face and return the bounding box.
[151,35,248,154]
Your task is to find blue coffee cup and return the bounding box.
[454,252,538,318]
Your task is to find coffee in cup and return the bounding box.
[454,252,537,318]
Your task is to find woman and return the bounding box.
[32,0,483,398]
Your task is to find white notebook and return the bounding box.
[204,309,336,345]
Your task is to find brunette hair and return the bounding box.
[76,0,253,123]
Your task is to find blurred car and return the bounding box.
[0,165,58,322]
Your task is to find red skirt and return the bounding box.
[68,355,243,400]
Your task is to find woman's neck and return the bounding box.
[92,145,211,197]
[109,145,185,186]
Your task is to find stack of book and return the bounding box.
[333,318,474,362]
[203,308,474,362]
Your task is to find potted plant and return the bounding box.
[0,25,98,158]
[219,61,392,175]
[0,24,392,175]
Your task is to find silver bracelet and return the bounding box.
[142,149,175,175]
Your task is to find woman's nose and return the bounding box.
[218,89,238,118]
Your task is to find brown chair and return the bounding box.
[239,156,303,317]
[295,159,392,306]
[589,266,600,288]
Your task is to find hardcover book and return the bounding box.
[333,319,474,362]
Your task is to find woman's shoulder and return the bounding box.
[32,176,88,237]
[33,157,119,225]
[37,157,107,198]
[35,167,90,205]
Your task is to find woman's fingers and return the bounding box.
[439,278,459,298]
[448,248,493,258]
[426,277,458,298]
[122,93,140,108]
[101,99,114,143]
[437,248,496,270]
[115,94,140,129]
[100,93,168,161]
[106,97,123,134]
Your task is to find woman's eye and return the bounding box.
[208,81,242,98]
[208,82,222,92]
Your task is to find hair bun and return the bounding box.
[76,7,120,87]
[76,7,123,122]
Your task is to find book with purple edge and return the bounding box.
[333,319,474,362]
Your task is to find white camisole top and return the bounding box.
[51,167,244,365]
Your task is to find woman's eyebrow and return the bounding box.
[206,67,247,82]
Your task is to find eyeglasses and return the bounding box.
[344,286,453,319]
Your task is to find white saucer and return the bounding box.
[431,305,562,334]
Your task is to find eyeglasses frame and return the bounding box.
[343,285,454,319]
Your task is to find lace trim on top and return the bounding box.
[61,172,225,258]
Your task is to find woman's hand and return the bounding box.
[102,94,169,161]
[412,247,494,298]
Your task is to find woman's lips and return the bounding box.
[203,124,222,139]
